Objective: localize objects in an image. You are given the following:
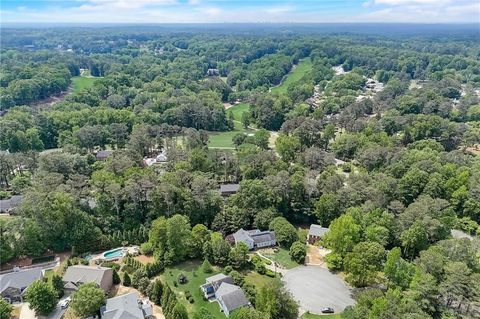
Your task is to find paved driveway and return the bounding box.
[282,266,355,314]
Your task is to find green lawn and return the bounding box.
[301,313,343,319]
[271,58,312,94]
[227,103,251,121]
[263,248,299,269]
[160,260,225,318]
[244,271,276,289]
[208,121,253,149]
[71,76,98,94]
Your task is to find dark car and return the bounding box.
[321,307,335,314]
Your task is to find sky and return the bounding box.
[1,0,479,24]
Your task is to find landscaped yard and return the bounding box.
[71,76,98,94]
[263,248,299,269]
[244,271,276,289]
[160,260,225,318]
[301,312,343,319]
[271,58,312,94]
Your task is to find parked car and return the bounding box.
[321,307,335,314]
[60,297,71,309]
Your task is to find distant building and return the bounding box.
[219,184,240,197]
[308,224,329,245]
[200,274,250,317]
[143,151,168,167]
[229,229,276,250]
[0,267,43,303]
[63,265,113,293]
[206,68,220,76]
[96,150,114,161]
[0,195,24,214]
[101,292,153,319]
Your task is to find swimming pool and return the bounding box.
[103,248,124,259]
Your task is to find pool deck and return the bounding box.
[90,246,140,262]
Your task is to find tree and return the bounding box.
[123,272,131,287]
[209,232,231,265]
[275,134,301,162]
[241,112,250,129]
[344,241,385,287]
[254,208,279,230]
[269,217,298,248]
[384,247,415,289]
[231,307,268,319]
[202,259,213,273]
[148,280,164,305]
[229,242,250,269]
[289,241,307,264]
[315,193,341,226]
[0,299,13,319]
[51,274,65,298]
[323,214,361,257]
[256,281,298,319]
[71,282,106,318]
[193,307,215,319]
[400,221,428,259]
[24,280,57,315]
[112,269,121,285]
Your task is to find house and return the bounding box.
[0,195,24,214]
[0,267,43,303]
[63,265,113,293]
[201,273,234,299]
[308,224,329,245]
[143,151,168,167]
[96,150,114,161]
[230,229,276,250]
[200,274,250,317]
[101,292,153,319]
[215,282,250,316]
[206,68,220,76]
[219,184,240,197]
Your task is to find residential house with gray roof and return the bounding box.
[63,265,113,293]
[308,224,329,244]
[0,267,43,303]
[229,229,276,250]
[101,292,153,319]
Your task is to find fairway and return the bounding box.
[271,57,312,94]
[228,102,250,121]
[71,76,98,94]
[208,121,253,149]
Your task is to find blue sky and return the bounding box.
[1,0,479,23]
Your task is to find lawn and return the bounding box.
[244,271,276,289]
[71,76,98,94]
[227,102,251,121]
[271,58,312,94]
[160,260,225,318]
[208,121,253,149]
[263,248,299,269]
[301,313,343,319]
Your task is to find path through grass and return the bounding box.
[271,58,312,94]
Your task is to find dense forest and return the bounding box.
[0,25,479,319]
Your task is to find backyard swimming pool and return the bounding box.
[103,248,124,259]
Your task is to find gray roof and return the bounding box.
[233,229,253,244]
[309,224,329,237]
[102,292,151,319]
[96,150,114,159]
[63,265,112,291]
[251,231,276,244]
[206,273,234,285]
[220,184,240,193]
[0,195,24,213]
[216,282,250,313]
[0,268,43,293]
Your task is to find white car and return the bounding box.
[60,297,71,309]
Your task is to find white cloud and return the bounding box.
[265,5,294,14]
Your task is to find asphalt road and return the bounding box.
[282,265,355,314]
[46,296,70,319]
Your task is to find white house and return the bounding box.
[231,229,276,250]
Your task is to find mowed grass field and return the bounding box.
[271,57,312,94]
[71,76,98,94]
[208,103,253,149]
[160,260,225,318]
[263,248,299,269]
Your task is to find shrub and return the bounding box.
[177,273,188,285]
[223,265,233,274]
[229,271,245,286]
[138,277,151,294]
[202,259,213,273]
[185,291,192,298]
[265,269,276,277]
[123,272,131,287]
[121,265,135,274]
[112,270,121,285]
[140,242,154,255]
[289,241,307,264]
[132,268,148,288]
[173,280,178,287]
[101,261,121,271]
[325,252,343,270]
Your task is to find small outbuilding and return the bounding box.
[0,195,23,214]
[308,224,329,245]
[219,184,240,197]
[96,150,114,161]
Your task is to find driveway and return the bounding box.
[282,266,355,315]
[46,296,70,319]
